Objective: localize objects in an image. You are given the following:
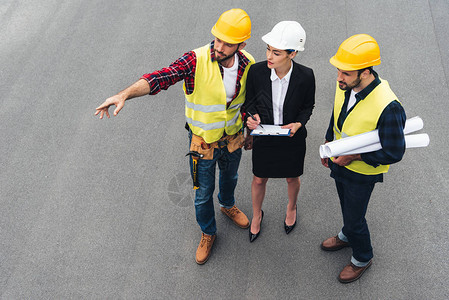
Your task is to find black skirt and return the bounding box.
[252,127,307,178]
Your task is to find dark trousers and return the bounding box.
[335,180,375,263]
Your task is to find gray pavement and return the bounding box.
[1,0,448,299]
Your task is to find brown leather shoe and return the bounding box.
[320,235,350,251]
[195,233,216,265]
[220,205,250,228]
[338,260,372,283]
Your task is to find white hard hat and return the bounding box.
[262,21,306,52]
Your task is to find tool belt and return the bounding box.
[186,132,245,189]
[189,132,244,160]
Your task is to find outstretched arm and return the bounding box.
[95,50,197,119]
[95,79,150,119]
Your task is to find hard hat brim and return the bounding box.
[211,25,249,44]
[261,32,304,52]
[329,55,381,71]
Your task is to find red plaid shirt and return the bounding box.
[140,41,252,101]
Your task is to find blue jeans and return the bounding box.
[189,139,242,236]
[335,180,375,264]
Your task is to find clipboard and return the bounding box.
[250,125,291,136]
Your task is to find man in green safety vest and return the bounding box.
[95,9,255,265]
[320,34,406,283]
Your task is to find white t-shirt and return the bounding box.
[222,54,239,103]
[347,89,357,112]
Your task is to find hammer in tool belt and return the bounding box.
[186,151,204,189]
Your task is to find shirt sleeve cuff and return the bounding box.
[360,153,380,167]
[139,74,159,95]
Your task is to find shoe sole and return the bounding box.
[196,256,209,265]
[320,243,350,251]
[338,260,373,283]
[235,222,250,229]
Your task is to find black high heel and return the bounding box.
[284,205,297,235]
[249,210,264,243]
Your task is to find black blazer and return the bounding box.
[245,60,315,145]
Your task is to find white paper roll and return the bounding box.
[403,116,424,135]
[320,116,426,158]
[338,143,382,156]
[339,134,430,156]
[404,133,430,148]
[321,130,379,159]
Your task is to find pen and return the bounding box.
[247,112,264,129]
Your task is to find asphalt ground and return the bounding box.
[1,1,448,299]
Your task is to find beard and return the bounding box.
[339,76,362,90]
[215,50,237,63]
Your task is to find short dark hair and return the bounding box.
[358,67,373,76]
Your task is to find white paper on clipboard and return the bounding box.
[250,125,291,136]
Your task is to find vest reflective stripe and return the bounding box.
[185,101,226,113]
[186,117,226,131]
[227,108,241,126]
[332,79,399,175]
[185,111,240,131]
[228,102,243,110]
[185,107,241,127]
[332,124,342,140]
[184,44,255,144]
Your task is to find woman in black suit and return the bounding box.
[245,21,315,242]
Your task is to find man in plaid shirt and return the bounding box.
[95,9,254,265]
[320,34,406,283]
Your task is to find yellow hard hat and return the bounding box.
[211,8,251,44]
[330,34,381,71]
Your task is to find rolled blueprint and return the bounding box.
[320,130,378,159]
[403,116,424,134]
[338,134,430,156]
[319,116,426,159]
[404,133,431,148]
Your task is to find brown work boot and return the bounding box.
[220,205,250,228]
[195,233,216,265]
[321,235,350,251]
[338,260,372,283]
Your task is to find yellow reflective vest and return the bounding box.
[184,44,255,144]
[332,79,399,175]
